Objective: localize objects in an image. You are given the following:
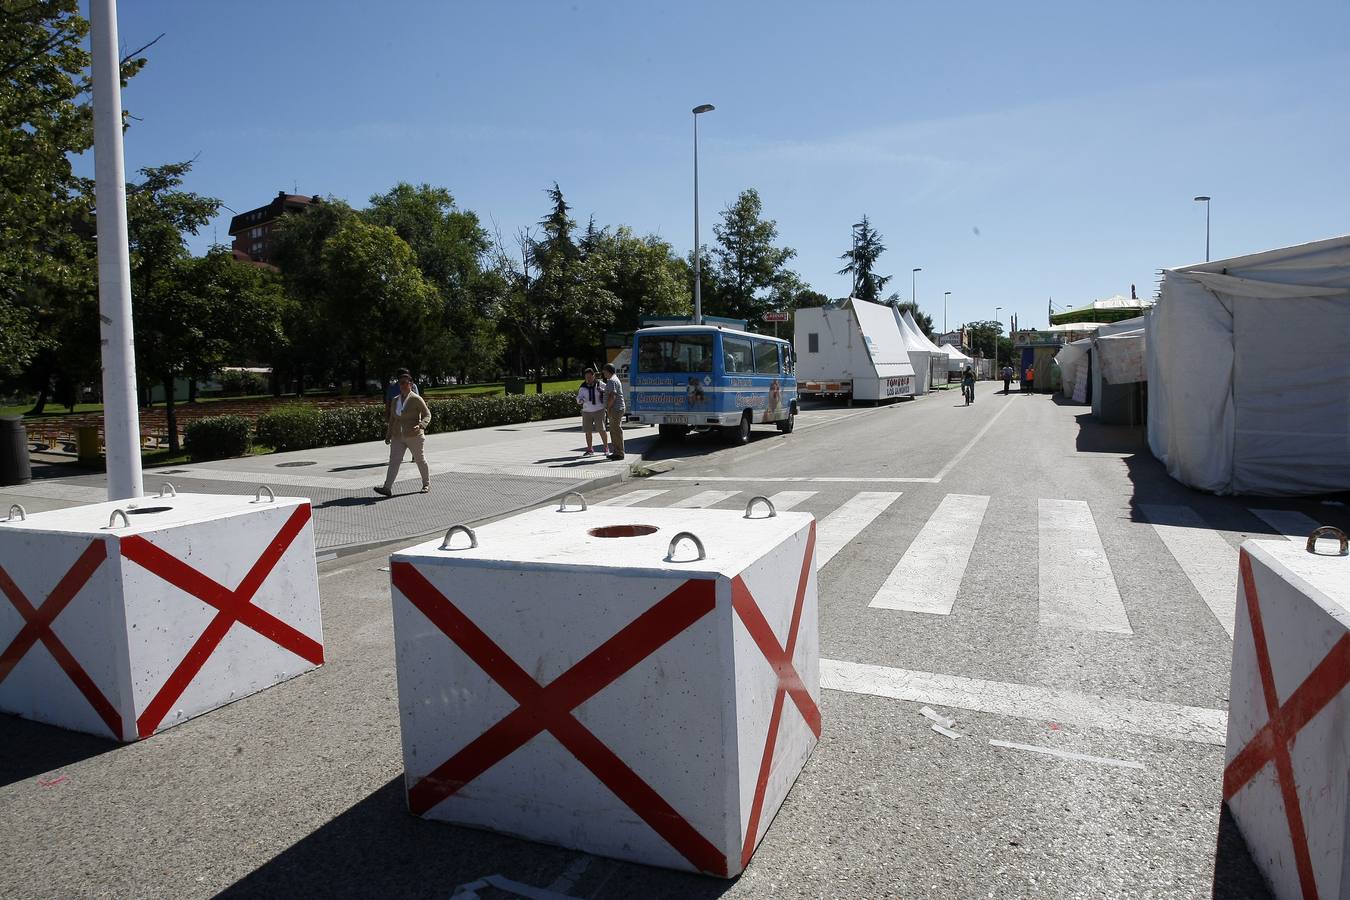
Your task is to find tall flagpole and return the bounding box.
[91,0,144,500]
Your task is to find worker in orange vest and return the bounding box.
[1023,365,1035,392]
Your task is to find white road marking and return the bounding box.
[596,489,670,507]
[932,401,1015,481]
[1249,508,1322,542]
[815,492,904,567]
[654,475,937,483]
[1139,504,1236,638]
[765,490,817,511]
[989,739,1145,771]
[870,494,989,615]
[669,489,740,508]
[820,658,1227,745]
[1038,499,1132,634]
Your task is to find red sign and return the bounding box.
[763,311,790,322]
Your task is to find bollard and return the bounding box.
[1224,532,1350,900]
[0,491,324,741]
[388,503,821,877]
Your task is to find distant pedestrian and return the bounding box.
[962,366,976,405]
[1023,365,1036,393]
[374,370,431,496]
[576,367,610,457]
[602,363,625,460]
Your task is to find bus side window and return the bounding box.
[722,336,753,373]
[784,345,795,375]
[753,340,780,375]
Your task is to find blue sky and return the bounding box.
[94,0,1350,332]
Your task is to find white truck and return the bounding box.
[794,299,916,403]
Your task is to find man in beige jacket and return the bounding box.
[374,369,432,496]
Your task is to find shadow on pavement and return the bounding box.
[328,462,385,472]
[0,714,121,788]
[1210,803,1272,899]
[219,776,734,900]
[313,495,382,510]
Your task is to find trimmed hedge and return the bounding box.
[255,405,323,452]
[246,391,585,454]
[184,415,252,461]
[319,405,385,445]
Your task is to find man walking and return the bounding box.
[1001,364,1013,394]
[602,363,625,460]
[374,369,431,496]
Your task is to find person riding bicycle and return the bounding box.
[961,366,976,405]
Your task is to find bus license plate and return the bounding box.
[665,415,688,424]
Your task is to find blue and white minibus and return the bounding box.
[625,325,798,443]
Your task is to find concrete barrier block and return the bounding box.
[390,501,820,877]
[0,492,323,741]
[1225,538,1350,900]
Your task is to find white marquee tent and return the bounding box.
[939,342,972,372]
[1148,234,1350,495]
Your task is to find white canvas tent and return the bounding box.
[889,308,937,394]
[902,311,950,386]
[1054,337,1092,402]
[1148,234,1350,495]
[939,342,972,372]
[794,299,916,401]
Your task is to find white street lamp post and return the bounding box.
[692,104,714,325]
[91,0,143,500]
[912,267,921,305]
[943,291,951,334]
[1194,195,1211,262]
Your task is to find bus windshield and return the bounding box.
[636,333,715,373]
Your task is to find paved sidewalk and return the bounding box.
[0,417,659,554]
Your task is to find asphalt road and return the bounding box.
[5,388,1344,898]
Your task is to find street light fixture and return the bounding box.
[1193,196,1211,262]
[692,103,715,325]
[943,291,951,335]
[912,267,922,305]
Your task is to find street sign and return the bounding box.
[764,311,790,322]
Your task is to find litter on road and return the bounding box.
[931,724,962,740]
[920,706,957,729]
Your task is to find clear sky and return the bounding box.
[94,0,1350,332]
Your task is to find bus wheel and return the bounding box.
[723,412,752,445]
[658,424,688,441]
[776,411,795,434]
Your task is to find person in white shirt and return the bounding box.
[575,367,610,457]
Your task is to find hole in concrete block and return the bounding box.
[588,524,659,538]
[125,506,172,515]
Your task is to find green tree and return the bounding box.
[269,197,359,392]
[710,188,798,327]
[125,161,219,450]
[965,320,1005,362]
[585,225,690,332]
[887,297,935,337]
[321,218,441,388]
[363,183,500,382]
[837,216,890,303]
[0,0,146,380]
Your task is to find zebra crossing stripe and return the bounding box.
[1038,499,1132,635]
[820,658,1227,745]
[814,492,903,568]
[1248,508,1321,542]
[596,489,670,507]
[765,491,817,511]
[1139,504,1236,638]
[869,494,989,615]
[670,490,740,509]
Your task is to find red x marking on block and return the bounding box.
[1223,548,1350,900]
[731,521,820,869]
[120,504,322,738]
[391,562,726,876]
[0,541,121,738]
